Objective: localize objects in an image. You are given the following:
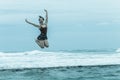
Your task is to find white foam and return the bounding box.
[0,50,120,69]
[116,48,120,53]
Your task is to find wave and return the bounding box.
[61,49,116,53]
[116,48,120,53]
[0,49,120,69]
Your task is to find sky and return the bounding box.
[0,0,120,52]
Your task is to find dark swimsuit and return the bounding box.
[37,27,47,40]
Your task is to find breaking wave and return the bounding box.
[0,48,120,69]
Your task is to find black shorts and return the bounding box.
[37,34,47,40]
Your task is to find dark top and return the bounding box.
[37,27,48,40]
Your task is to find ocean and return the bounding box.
[0,49,120,80]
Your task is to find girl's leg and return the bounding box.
[35,39,44,48]
[44,40,49,48]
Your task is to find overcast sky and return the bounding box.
[0,0,120,52]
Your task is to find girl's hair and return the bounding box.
[39,16,44,21]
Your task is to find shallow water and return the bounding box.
[0,65,120,80]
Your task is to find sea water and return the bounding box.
[0,49,120,80]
